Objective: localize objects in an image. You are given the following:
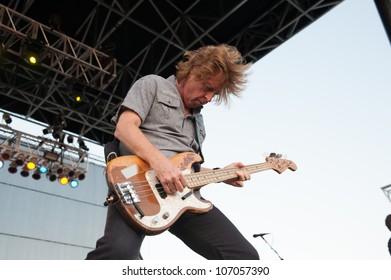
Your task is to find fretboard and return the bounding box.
[185,163,273,189]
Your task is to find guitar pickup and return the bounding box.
[155,183,167,199]
[115,182,141,205]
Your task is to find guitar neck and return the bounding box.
[185,162,272,189]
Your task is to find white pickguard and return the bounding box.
[137,169,212,229]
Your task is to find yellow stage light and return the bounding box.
[26,158,38,170]
[59,176,68,185]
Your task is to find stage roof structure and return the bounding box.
[0,0,344,145]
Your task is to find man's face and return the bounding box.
[178,71,225,109]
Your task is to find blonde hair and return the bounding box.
[176,44,251,104]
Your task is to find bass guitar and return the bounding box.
[105,152,296,235]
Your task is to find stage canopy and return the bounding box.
[0,0,344,145]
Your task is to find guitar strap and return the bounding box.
[105,112,205,164]
[192,114,205,164]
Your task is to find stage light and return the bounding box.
[69,179,79,188]
[72,91,83,103]
[39,165,48,174]
[52,126,63,139]
[78,137,89,151]
[20,166,30,177]
[2,113,12,124]
[21,42,41,65]
[1,124,87,187]
[26,161,36,170]
[26,158,38,170]
[47,172,57,182]
[14,154,26,166]
[43,151,60,161]
[26,52,39,64]
[77,172,85,181]
[1,149,12,160]
[42,127,52,135]
[53,163,63,174]
[32,170,41,180]
[59,176,68,185]
[66,135,74,144]
[67,169,75,178]
[8,163,17,174]
[51,114,65,139]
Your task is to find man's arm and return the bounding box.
[114,109,187,193]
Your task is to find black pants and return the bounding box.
[86,202,259,260]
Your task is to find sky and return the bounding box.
[140,0,391,260]
[1,0,390,262]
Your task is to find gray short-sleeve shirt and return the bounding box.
[112,75,206,158]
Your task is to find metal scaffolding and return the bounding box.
[0,123,88,187]
[0,4,117,90]
[0,0,344,144]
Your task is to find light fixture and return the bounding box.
[51,114,65,139]
[67,169,75,178]
[69,179,79,188]
[42,127,52,135]
[14,154,26,166]
[47,172,57,182]
[1,149,12,160]
[1,124,88,187]
[8,163,18,174]
[2,113,12,124]
[26,158,38,170]
[52,126,63,139]
[78,137,89,151]
[72,91,83,103]
[20,41,41,65]
[25,52,39,64]
[59,175,68,185]
[32,169,41,180]
[38,161,49,174]
[43,151,60,161]
[20,166,30,177]
[53,163,63,175]
[77,172,86,181]
[66,135,74,144]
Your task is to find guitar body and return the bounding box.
[106,152,212,235]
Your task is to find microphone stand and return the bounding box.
[254,234,284,260]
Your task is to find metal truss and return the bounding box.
[0,0,344,145]
[0,4,117,90]
[0,123,88,186]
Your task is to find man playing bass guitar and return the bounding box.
[86,44,259,260]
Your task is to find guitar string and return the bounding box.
[114,163,275,200]
[117,164,272,192]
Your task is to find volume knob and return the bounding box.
[163,212,170,219]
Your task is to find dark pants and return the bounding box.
[86,203,259,260]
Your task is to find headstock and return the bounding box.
[266,153,297,174]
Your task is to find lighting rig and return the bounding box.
[0,122,88,188]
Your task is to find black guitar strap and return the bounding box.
[192,114,205,164]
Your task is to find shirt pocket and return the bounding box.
[152,91,182,126]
